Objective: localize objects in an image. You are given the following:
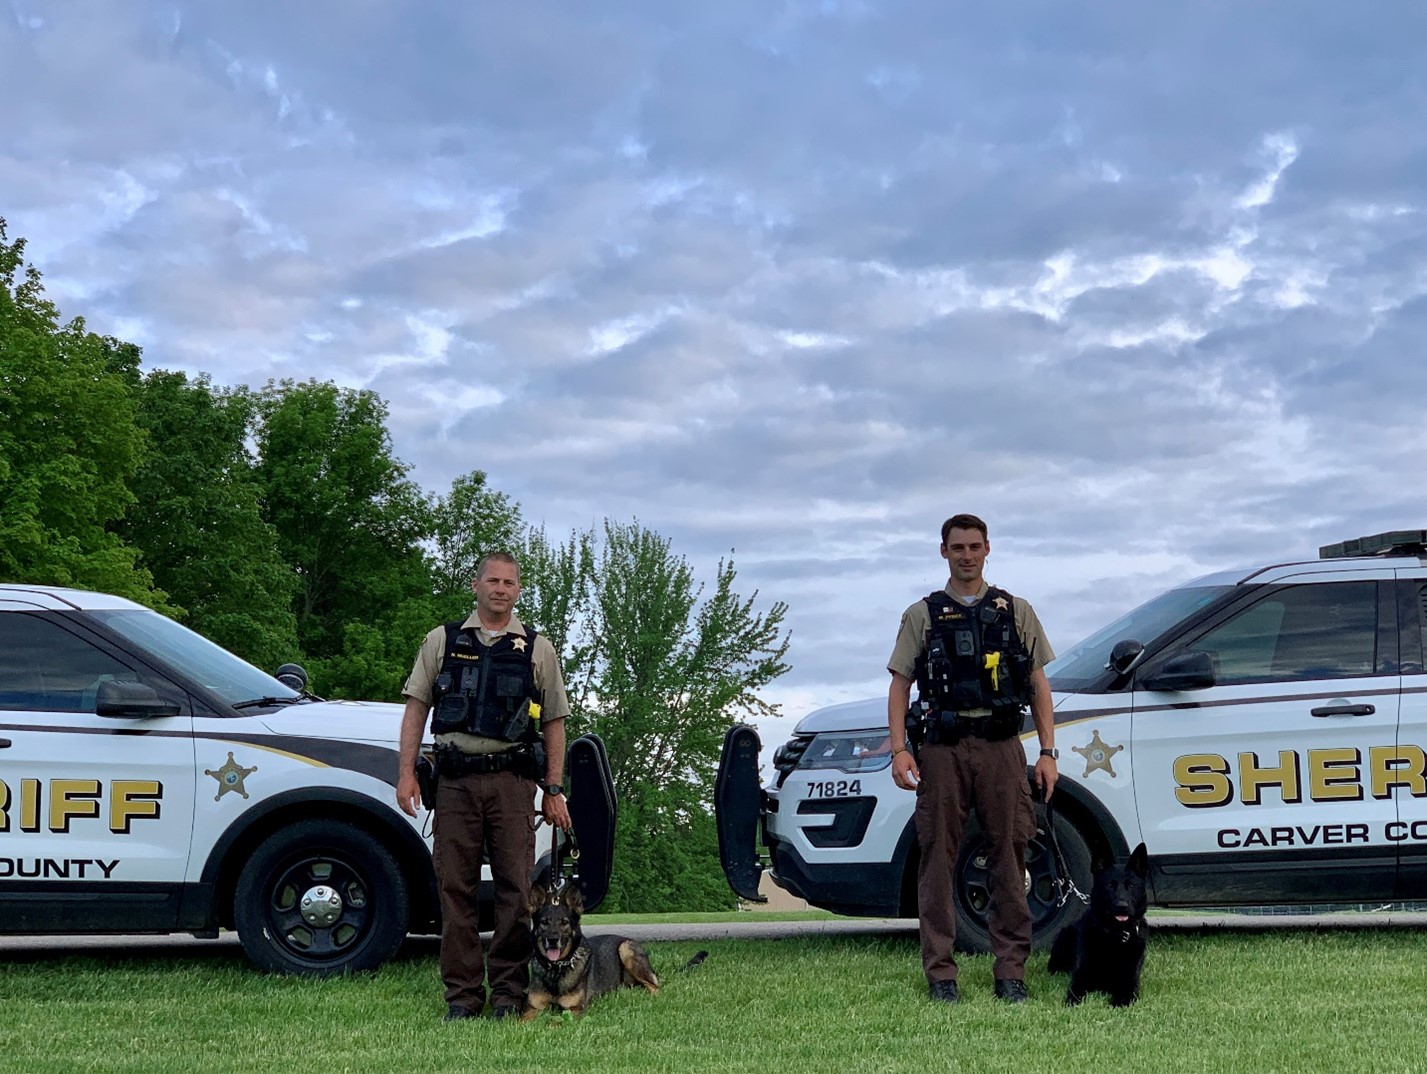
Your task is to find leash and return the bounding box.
[1039,791,1088,908]
[538,814,580,898]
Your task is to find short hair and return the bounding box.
[475,551,521,581]
[940,514,988,545]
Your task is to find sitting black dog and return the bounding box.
[1048,842,1148,1007]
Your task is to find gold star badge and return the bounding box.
[205,752,258,801]
[1072,730,1124,778]
[511,636,528,652]
[993,596,1010,610]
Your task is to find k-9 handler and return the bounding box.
[396,552,572,1022]
[887,514,1057,1005]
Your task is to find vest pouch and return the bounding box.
[431,694,471,735]
[471,697,531,742]
[950,679,984,710]
[926,710,959,746]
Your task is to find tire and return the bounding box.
[234,819,410,976]
[951,810,1092,955]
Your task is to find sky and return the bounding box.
[5,1,1426,746]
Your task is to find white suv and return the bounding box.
[717,530,1427,951]
[0,584,451,975]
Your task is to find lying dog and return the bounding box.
[523,883,660,1020]
[1048,842,1149,1007]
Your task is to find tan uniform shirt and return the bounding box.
[887,581,1054,717]
[403,612,571,755]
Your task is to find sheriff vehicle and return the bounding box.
[716,530,1427,951]
[0,585,610,976]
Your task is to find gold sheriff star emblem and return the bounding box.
[511,636,528,652]
[205,752,258,800]
[1072,730,1124,778]
[992,596,1010,610]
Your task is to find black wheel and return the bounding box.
[234,820,409,976]
[952,810,1092,955]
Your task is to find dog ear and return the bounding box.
[562,883,585,914]
[1127,842,1148,877]
[528,884,547,913]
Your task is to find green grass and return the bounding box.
[2,927,1426,1073]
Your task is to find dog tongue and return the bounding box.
[545,945,563,960]
[1114,914,1130,922]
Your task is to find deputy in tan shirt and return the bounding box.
[886,513,1056,1007]
[395,552,571,1021]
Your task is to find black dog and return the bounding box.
[1048,842,1148,1007]
[523,883,660,1020]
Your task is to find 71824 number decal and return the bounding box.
[805,779,862,799]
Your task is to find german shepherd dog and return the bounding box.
[1048,842,1149,1007]
[523,883,660,1020]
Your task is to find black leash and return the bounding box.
[1039,791,1088,908]
[543,814,580,898]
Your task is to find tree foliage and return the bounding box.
[521,520,791,912]
[0,219,162,605]
[116,371,300,671]
[252,379,431,668]
[427,470,524,621]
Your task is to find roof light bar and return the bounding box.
[1319,530,1427,559]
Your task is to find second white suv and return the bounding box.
[717,530,1427,950]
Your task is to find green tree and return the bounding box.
[523,520,791,912]
[116,371,300,670]
[252,379,431,696]
[427,470,524,621]
[0,219,162,605]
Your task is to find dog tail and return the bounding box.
[680,950,709,972]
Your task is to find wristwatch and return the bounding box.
[542,783,564,797]
[1039,748,1059,760]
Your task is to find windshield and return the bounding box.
[1046,585,1235,692]
[89,609,301,709]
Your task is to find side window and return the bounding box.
[0,613,140,713]
[1191,582,1378,685]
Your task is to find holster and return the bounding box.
[415,752,438,810]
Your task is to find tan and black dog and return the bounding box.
[523,883,660,1020]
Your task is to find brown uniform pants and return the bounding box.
[915,735,1035,984]
[432,768,536,1011]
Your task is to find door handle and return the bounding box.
[0,738,10,748]
[1310,704,1375,717]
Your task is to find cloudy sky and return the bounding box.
[5,1,1425,735]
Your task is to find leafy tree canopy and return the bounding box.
[0,218,164,606]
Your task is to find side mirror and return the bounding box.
[274,662,309,692]
[1106,639,1145,675]
[1140,650,1216,692]
[95,679,181,719]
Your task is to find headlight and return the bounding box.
[798,731,893,773]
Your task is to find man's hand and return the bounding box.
[542,792,572,832]
[892,748,920,791]
[1034,755,1058,802]
[396,770,422,818]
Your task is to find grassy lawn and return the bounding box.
[2,927,1425,1074]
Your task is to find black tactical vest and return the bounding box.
[429,622,542,742]
[915,587,1033,718]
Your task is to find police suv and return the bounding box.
[716,530,1427,951]
[0,585,451,976]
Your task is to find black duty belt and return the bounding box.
[924,708,1022,745]
[434,747,533,778]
